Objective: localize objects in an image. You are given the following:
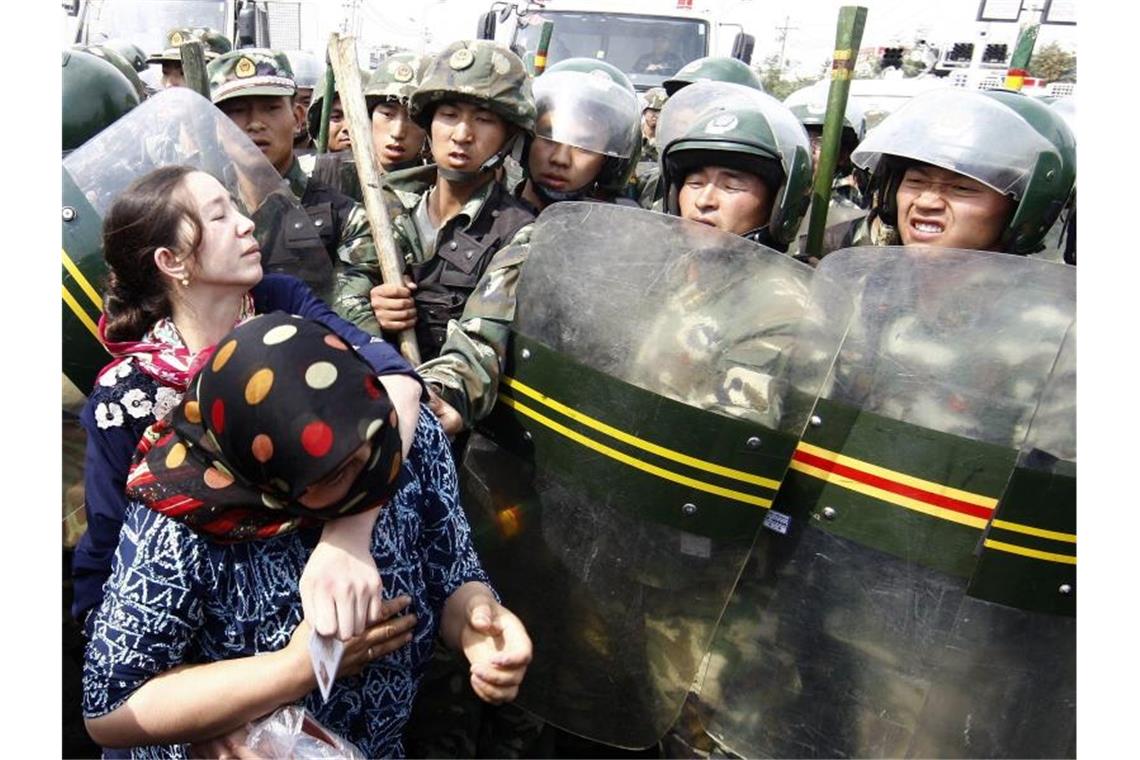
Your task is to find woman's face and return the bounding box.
[298,440,373,509]
[179,172,263,290]
[371,100,427,170]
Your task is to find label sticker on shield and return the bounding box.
[680,531,712,558]
[763,510,792,535]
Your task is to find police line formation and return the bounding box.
[62,25,1077,760]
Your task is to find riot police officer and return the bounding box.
[850,87,1076,254]
[367,39,537,363]
[365,52,433,174]
[638,57,764,209]
[658,81,814,253]
[640,86,669,164]
[511,57,642,211]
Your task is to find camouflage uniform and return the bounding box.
[397,40,544,757]
[207,48,385,334]
[416,58,642,426]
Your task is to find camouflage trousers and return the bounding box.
[404,641,546,758]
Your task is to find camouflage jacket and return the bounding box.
[283,158,383,334]
[416,237,530,430]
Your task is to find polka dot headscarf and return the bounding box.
[126,313,404,542]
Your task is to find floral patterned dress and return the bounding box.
[83,410,492,758]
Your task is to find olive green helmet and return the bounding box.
[658,81,813,250]
[784,84,866,147]
[147,27,232,64]
[408,40,535,132]
[304,66,366,144]
[643,86,669,112]
[72,43,148,101]
[851,88,1076,254]
[663,56,763,97]
[545,57,634,91]
[62,49,141,153]
[528,58,642,199]
[101,39,149,73]
[365,52,432,111]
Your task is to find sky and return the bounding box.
[321,0,1079,76]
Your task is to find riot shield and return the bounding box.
[63,87,333,394]
[697,246,1076,758]
[459,202,854,747]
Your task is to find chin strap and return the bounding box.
[435,129,523,184]
[531,179,593,205]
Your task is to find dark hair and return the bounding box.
[101,165,204,342]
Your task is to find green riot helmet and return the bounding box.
[529,58,642,199]
[304,66,367,148]
[73,43,148,102]
[662,56,763,97]
[642,86,669,112]
[364,52,432,111]
[784,84,867,148]
[851,88,1077,254]
[545,57,635,91]
[62,49,141,153]
[102,39,148,73]
[658,81,813,250]
[408,40,535,182]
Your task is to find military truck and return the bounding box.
[475,0,756,91]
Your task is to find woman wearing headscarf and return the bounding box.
[83,313,531,757]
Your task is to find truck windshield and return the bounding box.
[516,11,708,89]
[83,0,228,52]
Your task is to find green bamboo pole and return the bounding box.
[804,6,867,259]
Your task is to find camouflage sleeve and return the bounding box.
[417,236,532,429]
[332,201,384,335]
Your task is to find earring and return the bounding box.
[180,275,190,287]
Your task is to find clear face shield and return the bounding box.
[851,88,1057,198]
[532,70,641,159]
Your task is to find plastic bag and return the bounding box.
[243,705,366,759]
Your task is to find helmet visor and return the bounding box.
[851,88,1058,198]
[533,70,640,158]
[658,82,810,175]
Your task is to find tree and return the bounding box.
[1028,42,1076,83]
[754,53,823,101]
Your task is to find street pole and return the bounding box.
[803,5,867,260]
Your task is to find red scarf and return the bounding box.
[94,294,256,393]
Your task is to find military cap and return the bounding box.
[147,27,233,64]
[365,52,433,110]
[409,39,535,132]
[643,87,669,112]
[207,48,297,104]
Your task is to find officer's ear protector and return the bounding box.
[1005,151,1066,255]
[768,143,811,247]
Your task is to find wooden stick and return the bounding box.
[327,33,422,365]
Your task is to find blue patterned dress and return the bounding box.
[83,409,491,758]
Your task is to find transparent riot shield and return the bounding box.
[63,87,333,394]
[459,202,854,747]
[697,246,1076,758]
